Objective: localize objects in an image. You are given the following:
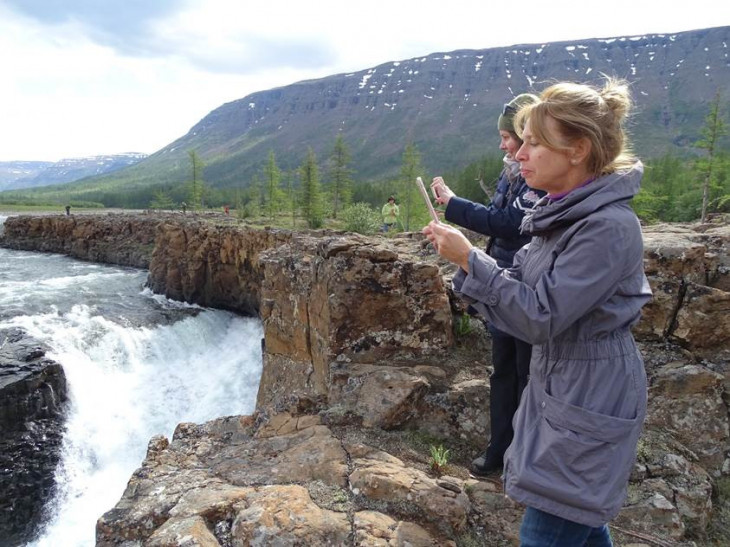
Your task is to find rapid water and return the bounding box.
[0,217,263,546]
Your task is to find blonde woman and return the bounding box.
[424,78,650,546]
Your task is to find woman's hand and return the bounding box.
[422,221,473,272]
[430,176,455,206]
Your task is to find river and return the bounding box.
[0,216,263,546]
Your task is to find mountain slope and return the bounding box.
[9,26,730,201]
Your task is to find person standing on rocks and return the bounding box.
[424,77,651,546]
[430,93,545,477]
[381,196,400,233]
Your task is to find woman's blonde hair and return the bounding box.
[514,77,636,177]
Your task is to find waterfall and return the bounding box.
[0,247,263,546]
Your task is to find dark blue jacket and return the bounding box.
[444,169,545,268]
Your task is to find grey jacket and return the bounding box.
[453,162,651,526]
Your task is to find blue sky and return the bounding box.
[0,0,726,161]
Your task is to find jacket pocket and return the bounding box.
[512,388,640,514]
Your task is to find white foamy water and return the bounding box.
[0,237,263,546]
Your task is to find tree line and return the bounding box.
[153,90,728,230]
[2,92,727,229]
[149,135,445,233]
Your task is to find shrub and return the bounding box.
[341,202,381,235]
[455,313,473,336]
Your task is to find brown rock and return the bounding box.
[231,485,350,545]
[646,363,729,475]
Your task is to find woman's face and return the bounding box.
[499,131,522,159]
[515,117,578,195]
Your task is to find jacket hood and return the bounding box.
[522,161,644,234]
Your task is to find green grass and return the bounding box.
[0,204,77,213]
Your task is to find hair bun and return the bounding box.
[600,78,632,123]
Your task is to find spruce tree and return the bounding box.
[328,135,353,219]
[284,169,299,228]
[187,150,205,210]
[695,89,727,222]
[300,148,323,228]
[263,150,283,219]
[149,189,175,211]
[246,175,262,218]
[399,142,424,231]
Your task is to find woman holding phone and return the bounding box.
[424,77,650,546]
[430,93,545,476]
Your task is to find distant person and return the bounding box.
[65,205,71,216]
[181,202,187,214]
[424,77,650,546]
[381,196,399,232]
[430,93,545,477]
[224,205,230,216]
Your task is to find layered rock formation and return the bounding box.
[1,213,729,545]
[0,213,159,268]
[146,220,293,315]
[0,328,68,546]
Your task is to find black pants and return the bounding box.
[485,329,532,461]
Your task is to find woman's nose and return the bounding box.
[515,144,527,161]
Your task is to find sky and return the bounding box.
[0,0,727,162]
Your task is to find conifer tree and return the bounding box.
[300,148,323,228]
[399,142,424,231]
[695,89,727,222]
[187,150,205,210]
[283,169,299,228]
[246,175,262,218]
[149,189,175,211]
[328,135,353,219]
[263,150,284,219]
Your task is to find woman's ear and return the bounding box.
[571,137,592,165]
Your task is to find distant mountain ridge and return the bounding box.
[6,26,730,202]
[0,161,54,191]
[0,153,147,191]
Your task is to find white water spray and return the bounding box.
[0,246,263,546]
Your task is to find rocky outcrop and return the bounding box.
[639,222,730,357]
[0,213,159,268]
[0,328,68,546]
[95,411,512,547]
[257,233,453,408]
[146,220,293,315]
[2,213,730,545]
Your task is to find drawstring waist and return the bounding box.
[534,330,638,361]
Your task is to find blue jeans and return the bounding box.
[520,507,613,547]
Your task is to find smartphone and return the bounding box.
[416,177,440,223]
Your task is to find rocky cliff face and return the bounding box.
[146,219,293,315]
[0,213,159,269]
[2,213,729,545]
[0,328,68,546]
